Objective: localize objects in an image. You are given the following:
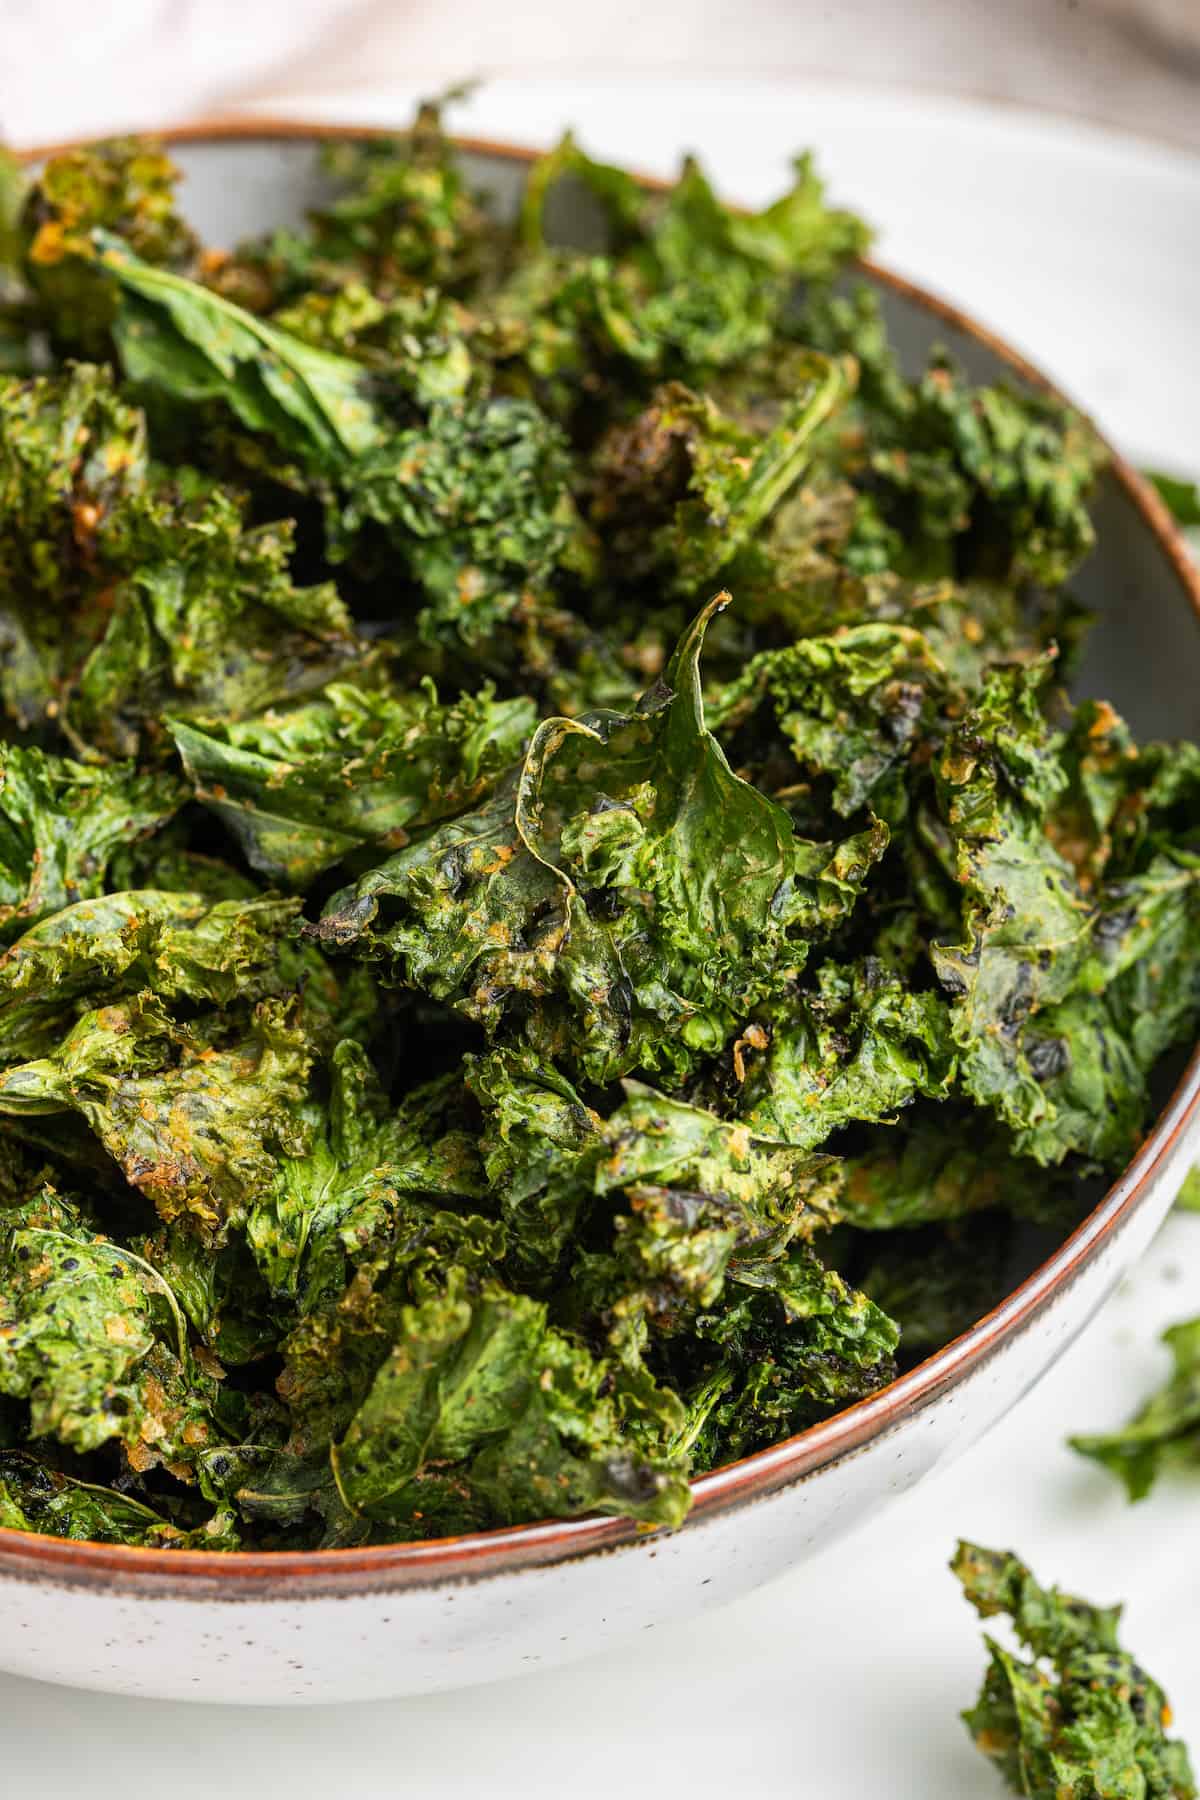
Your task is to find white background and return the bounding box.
[2,48,1200,1800]
[4,1218,1199,1796]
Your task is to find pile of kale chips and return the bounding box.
[0,105,1195,1552]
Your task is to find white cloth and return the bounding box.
[3,0,1200,151]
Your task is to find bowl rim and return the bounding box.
[2,117,1199,1599]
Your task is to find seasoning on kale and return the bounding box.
[954,1541,1195,1799]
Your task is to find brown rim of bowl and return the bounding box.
[2,118,1199,1598]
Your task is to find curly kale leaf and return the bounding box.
[246,1037,484,1314]
[170,679,535,887]
[467,1046,603,1284]
[486,138,867,432]
[0,994,312,1242]
[0,364,366,753]
[0,888,303,1065]
[205,107,491,318]
[929,661,1095,1140]
[324,393,595,648]
[330,1273,690,1536]
[0,1187,228,1474]
[673,1246,900,1466]
[0,1450,239,1548]
[0,361,146,732]
[737,959,956,1148]
[311,597,887,1085]
[1071,1317,1200,1502]
[711,622,945,817]
[544,1082,896,1464]
[929,663,1200,1166]
[269,282,474,407]
[132,1222,280,1368]
[76,476,364,758]
[275,1206,506,1462]
[296,106,497,298]
[566,1082,844,1352]
[0,748,182,943]
[93,238,590,653]
[954,1541,1195,1799]
[21,139,198,354]
[868,355,1107,586]
[589,360,851,594]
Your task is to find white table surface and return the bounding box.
[4,80,1200,1797]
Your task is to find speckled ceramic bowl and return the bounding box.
[2,125,1199,1706]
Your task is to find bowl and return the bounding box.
[1,123,1198,1706]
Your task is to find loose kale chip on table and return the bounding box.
[0,102,1195,1552]
[954,1542,1195,1798]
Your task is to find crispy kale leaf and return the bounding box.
[326,392,595,649]
[331,1273,690,1536]
[21,139,198,354]
[926,661,1200,1167]
[589,359,851,594]
[711,622,944,817]
[171,679,535,887]
[0,363,365,753]
[954,1541,1195,1799]
[0,1450,238,1547]
[1071,1317,1200,1501]
[93,229,388,467]
[0,994,312,1242]
[0,1187,227,1474]
[0,748,181,942]
[0,106,1195,1555]
[246,1037,484,1313]
[311,596,887,1085]
[737,959,956,1148]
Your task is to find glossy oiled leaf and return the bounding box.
[331,1274,690,1535]
[311,597,888,1085]
[170,679,536,887]
[94,229,388,467]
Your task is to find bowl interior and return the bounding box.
[162,131,1200,743]
[4,129,1198,1575]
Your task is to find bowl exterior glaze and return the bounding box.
[1,129,1198,1705]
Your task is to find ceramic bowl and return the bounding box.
[2,126,1198,1706]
